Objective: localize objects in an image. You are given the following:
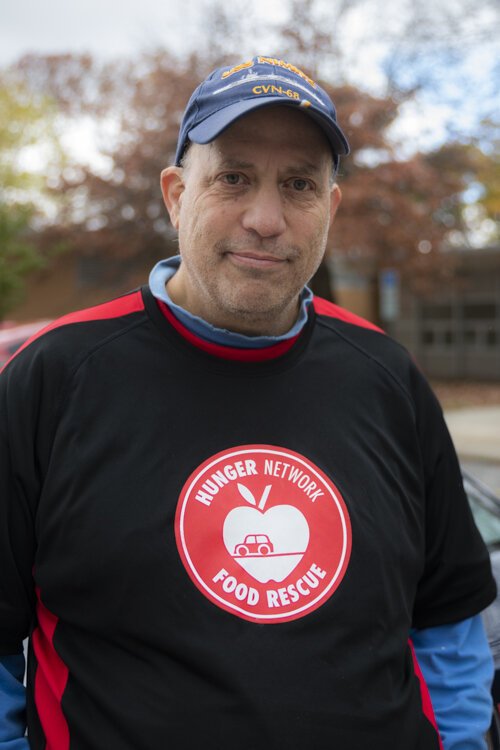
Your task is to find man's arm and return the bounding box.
[412,615,494,750]
[0,653,29,749]
[1,350,44,747]
[407,365,496,749]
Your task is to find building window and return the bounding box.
[486,329,498,347]
[464,303,496,319]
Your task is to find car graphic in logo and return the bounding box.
[234,534,274,557]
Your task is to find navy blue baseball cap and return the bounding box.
[174,56,350,167]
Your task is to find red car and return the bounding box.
[0,320,51,368]
[234,534,274,557]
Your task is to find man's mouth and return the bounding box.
[225,251,287,269]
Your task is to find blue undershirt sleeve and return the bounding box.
[0,653,29,749]
[411,615,494,750]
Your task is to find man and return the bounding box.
[0,56,496,750]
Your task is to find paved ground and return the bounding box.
[432,381,500,411]
[445,406,500,463]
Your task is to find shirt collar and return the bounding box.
[148,255,313,349]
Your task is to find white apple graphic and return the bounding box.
[223,484,310,583]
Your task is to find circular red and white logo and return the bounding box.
[175,445,352,624]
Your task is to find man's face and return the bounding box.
[161,106,341,335]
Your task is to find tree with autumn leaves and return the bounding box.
[0,77,63,320]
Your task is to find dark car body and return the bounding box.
[463,470,500,747]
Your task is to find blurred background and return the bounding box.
[1,0,499,483]
[3,4,500,731]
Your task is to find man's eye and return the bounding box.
[222,173,243,185]
[289,178,313,192]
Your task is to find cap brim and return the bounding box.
[187,97,350,156]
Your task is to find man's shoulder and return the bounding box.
[1,289,146,376]
[311,294,427,406]
[312,296,384,335]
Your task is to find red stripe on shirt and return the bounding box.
[313,296,384,332]
[1,291,144,372]
[32,588,70,750]
[408,639,444,749]
[158,300,299,361]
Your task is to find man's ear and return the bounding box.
[329,184,342,229]
[161,167,185,230]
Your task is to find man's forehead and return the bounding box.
[223,104,330,139]
[209,105,333,158]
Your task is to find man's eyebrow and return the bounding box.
[284,162,324,176]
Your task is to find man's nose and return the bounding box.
[241,186,287,238]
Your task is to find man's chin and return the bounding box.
[216,294,299,335]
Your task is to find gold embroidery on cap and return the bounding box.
[252,85,301,100]
[221,60,254,79]
[257,57,316,88]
